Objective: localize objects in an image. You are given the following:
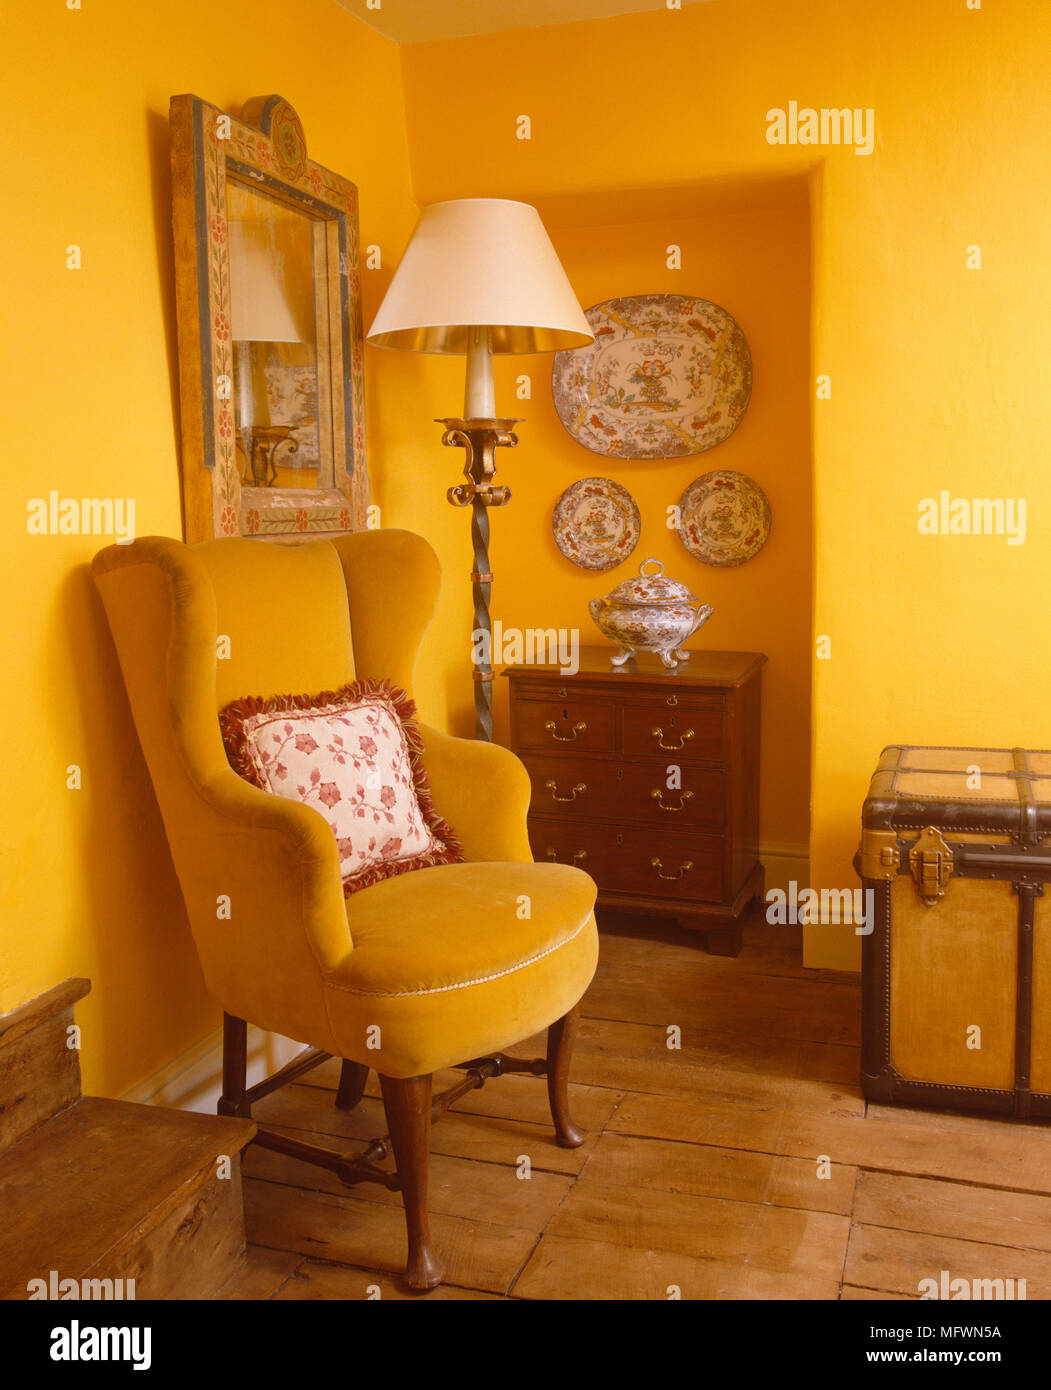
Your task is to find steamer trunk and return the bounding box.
[857,744,1051,1118]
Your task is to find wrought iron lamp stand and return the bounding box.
[438,417,520,742]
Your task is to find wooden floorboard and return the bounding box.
[844,1224,1051,1299]
[234,907,1051,1300]
[244,1180,539,1295]
[245,1140,574,1226]
[580,1130,858,1216]
[273,1260,503,1301]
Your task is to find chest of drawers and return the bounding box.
[504,647,765,956]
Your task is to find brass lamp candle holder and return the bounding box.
[439,417,520,743]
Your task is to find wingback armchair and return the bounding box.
[92,529,599,1290]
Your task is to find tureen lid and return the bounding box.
[606,558,698,606]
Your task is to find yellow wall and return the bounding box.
[485,200,813,861]
[400,0,1051,967]
[0,0,473,1094]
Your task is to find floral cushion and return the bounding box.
[219,678,462,896]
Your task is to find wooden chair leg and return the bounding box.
[547,1005,585,1148]
[378,1073,444,1291]
[217,1013,251,1118]
[335,1060,369,1111]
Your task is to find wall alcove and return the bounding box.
[485,172,814,892]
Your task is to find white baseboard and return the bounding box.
[759,842,810,897]
[120,1024,306,1115]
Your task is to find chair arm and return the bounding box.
[168,768,354,1045]
[192,766,352,959]
[417,725,533,863]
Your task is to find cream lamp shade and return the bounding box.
[228,220,313,344]
[229,219,315,434]
[366,198,593,417]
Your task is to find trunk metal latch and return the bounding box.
[909,825,953,905]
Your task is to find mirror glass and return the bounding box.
[226,178,326,491]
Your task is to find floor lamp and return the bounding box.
[365,199,593,741]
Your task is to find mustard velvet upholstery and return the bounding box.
[328,862,595,1077]
[91,530,598,1077]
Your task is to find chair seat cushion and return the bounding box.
[340,860,596,996]
[323,861,599,1076]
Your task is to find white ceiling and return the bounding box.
[337,0,712,45]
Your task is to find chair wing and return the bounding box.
[92,537,352,1049]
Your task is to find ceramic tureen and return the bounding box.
[588,557,714,668]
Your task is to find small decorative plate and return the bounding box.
[676,470,771,567]
[552,477,641,571]
[551,293,752,459]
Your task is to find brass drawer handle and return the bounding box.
[650,789,694,812]
[546,780,587,803]
[556,687,569,699]
[651,726,695,751]
[650,857,693,881]
[545,720,586,743]
[546,848,588,866]
[666,694,678,707]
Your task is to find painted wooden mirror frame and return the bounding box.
[169,93,368,542]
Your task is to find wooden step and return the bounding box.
[0,1096,255,1300]
[0,978,90,1156]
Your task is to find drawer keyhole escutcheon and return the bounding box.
[652,726,695,751]
[546,720,586,743]
[651,789,694,812]
[546,780,586,802]
[651,857,693,880]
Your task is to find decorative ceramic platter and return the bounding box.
[676,470,771,567]
[551,293,752,459]
[552,477,641,571]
